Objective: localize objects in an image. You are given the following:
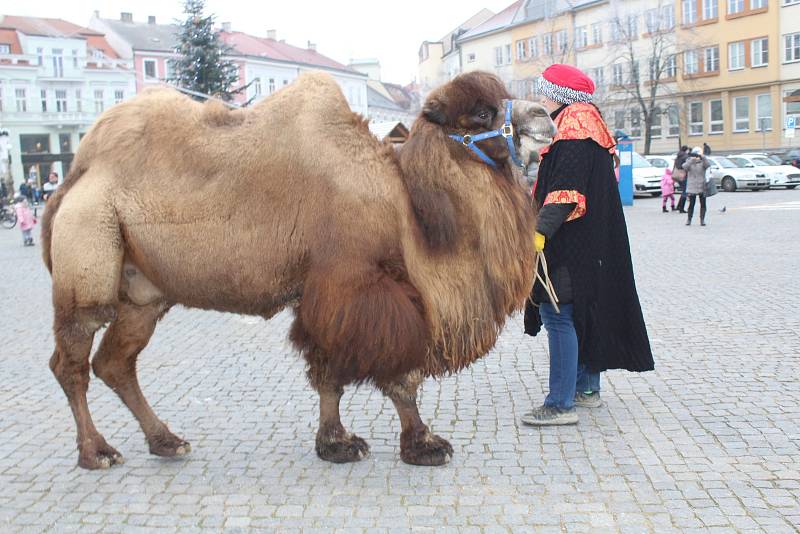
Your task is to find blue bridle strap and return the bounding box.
[448,100,524,169]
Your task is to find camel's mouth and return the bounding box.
[531,134,553,144]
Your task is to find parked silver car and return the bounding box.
[705,156,770,192]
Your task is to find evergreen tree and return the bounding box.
[170,0,242,102]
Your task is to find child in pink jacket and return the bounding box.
[14,195,36,246]
[660,167,676,213]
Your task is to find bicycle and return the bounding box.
[1,200,17,229]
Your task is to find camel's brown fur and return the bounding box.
[42,71,555,469]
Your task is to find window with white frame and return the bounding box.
[504,44,512,64]
[165,59,176,80]
[682,0,697,24]
[784,0,800,5]
[41,89,47,112]
[36,47,43,66]
[0,44,10,54]
[663,4,675,28]
[756,94,771,130]
[467,52,476,62]
[612,63,624,85]
[784,89,800,127]
[52,48,64,77]
[0,83,3,113]
[495,46,503,66]
[614,110,625,131]
[269,78,275,93]
[627,15,638,37]
[733,96,749,131]
[729,42,745,69]
[114,90,124,104]
[143,59,157,81]
[591,23,602,45]
[689,101,703,134]
[15,88,26,112]
[631,112,641,137]
[649,58,658,80]
[668,106,680,136]
[528,37,538,58]
[650,106,662,137]
[516,40,527,60]
[709,99,723,133]
[704,46,720,72]
[543,33,553,55]
[684,50,699,74]
[703,0,718,19]
[56,89,67,112]
[575,26,588,48]
[283,79,288,86]
[785,33,800,62]
[666,54,677,77]
[728,0,744,14]
[592,66,604,88]
[645,9,658,32]
[610,19,621,42]
[556,30,568,52]
[751,0,766,8]
[630,60,640,84]
[751,38,768,67]
[75,89,82,112]
[72,49,78,68]
[254,78,262,95]
[94,89,104,113]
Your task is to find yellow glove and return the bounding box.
[534,231,545,252]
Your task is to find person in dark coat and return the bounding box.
[674,146,690,213]
[703,142,711,155]
[522,64,654,426]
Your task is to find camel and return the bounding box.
[42,70,556,470]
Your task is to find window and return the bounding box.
[666,55,677,78]
[52,48,63,77]
[254,79,262,95]
[467,52,476,62]
[37,47,43,66]
[682,0,697,24]
[59,133,71,153]
[94,89,104,113]
[0,84,3,112]
[114,90,124,104]
[703,0,718,19]
[733,96,749,131]
[756,94,771,130]
[631,112,641,138]
[556,30,567,52]
[592,67,604,88]
[645,9,658,32]
[72,49,78,68]
[516,40,527,60]
[268,78,275,93]
[20,134,50,154]
[704,46,720,72]
[751,0,766,7]
[505,44,512,64]
[649,58,658,81]
[283,79,288,86]
[0,44,10,54]
[495,46,503,66]
[709,99,723,133]
[784,0,800,5]
[528,37,538,58]
[591,23,602,45]
[543,33,553,55]
[650,107,662,137]
[56,89,67,112]
[75,89,82,112]
[751,38,768,67]
[729,41,745,69]
[610,20,621,42]
[15,88,27,112]
[663,4,676,28]
[627,15,639,37]
[689,101,703,134]
[785,33,800,62]
[41,89,47,112]
[575,26,588,49]
[728,0,744,14]
[630,61,640,84]
[143,59,157,81]
[684,50,699,74]
[165,59,176,80]
[668,106,680,136]
[612,63,624,85]
[614,110,625,131]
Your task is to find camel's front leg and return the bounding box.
[314,381,369,463]
[381,371,453,466]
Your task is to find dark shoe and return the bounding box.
[678,209,686,214]
[700,219,706,226]
[574,391,602,408]
[685,218,692,226]
[520,404,578,426]
[662,206,668,213]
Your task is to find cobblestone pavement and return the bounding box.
[1,189,799,533]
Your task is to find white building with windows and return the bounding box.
[781,0,800,141]
[0,15,135,189]
[459,2,522,87]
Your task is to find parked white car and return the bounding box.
[643,154,676,169]
[729,154,800,190]
[706,156,770,192]
[630,152,664,196]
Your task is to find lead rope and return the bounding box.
[531,250,560,314]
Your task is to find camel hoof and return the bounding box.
[148,432,192,458]
[316,433,370,463]
[400,433,453,466]
[78,446,125,470]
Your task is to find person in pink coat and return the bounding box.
[660,167,676,213]
[14,195,36,246]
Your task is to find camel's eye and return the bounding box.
[478,110,490,121]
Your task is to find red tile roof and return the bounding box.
[0,28,22,54]
[0,15,119,59]
[460,1,522,41]
[220,31,357,73]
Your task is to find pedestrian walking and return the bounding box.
[682,146,711,226]
[674,145,690,213]
[661,167,676,212]
[703,142,712,156]
[43,172,59,201]
[14,195,36,246]
[521,64,654,426]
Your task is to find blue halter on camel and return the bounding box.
[448,100,523,169]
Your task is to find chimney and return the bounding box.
[307,40,316,51]
[120,12,133,22]
[222,22,231,32]
[267,29,276,40]
[148,15,156,24]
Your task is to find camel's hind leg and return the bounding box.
[381,371,453,466]
[50,305,123,469]
[91,300,190,458]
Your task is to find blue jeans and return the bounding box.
[540,303,601,410]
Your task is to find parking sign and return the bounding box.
[788,116,797,138]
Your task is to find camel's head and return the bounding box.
[421,71,556,169]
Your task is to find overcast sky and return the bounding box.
[13,0,514,83]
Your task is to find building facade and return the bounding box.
[780,0,800,143]
[0,15,135,189]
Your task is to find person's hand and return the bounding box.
[534,232,545,252]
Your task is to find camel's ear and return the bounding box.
[423,99,448,125]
